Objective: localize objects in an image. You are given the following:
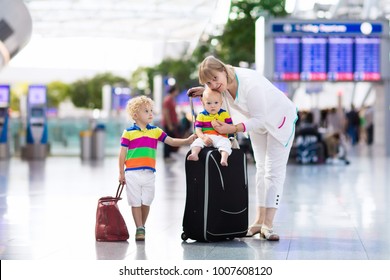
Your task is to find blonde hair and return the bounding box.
[126,95,154,118]
[198,56,235,85]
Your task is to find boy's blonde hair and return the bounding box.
[126,95,154,118]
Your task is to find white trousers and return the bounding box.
[125,169,155,207]
[190,134,232,155]
[249,131,294,208]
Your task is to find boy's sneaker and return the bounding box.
[135,227,145,241]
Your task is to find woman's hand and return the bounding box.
[212,120,232,134]
[187,86,204,97]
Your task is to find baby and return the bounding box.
[187,88,232,166]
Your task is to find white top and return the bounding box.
[222,67,298,147]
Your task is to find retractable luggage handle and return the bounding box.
[189,95,240,149]
[189,96,196,133]
[115,183,125,199]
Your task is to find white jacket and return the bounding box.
[223,67,298,147]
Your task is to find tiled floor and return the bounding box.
[1,144,390,260]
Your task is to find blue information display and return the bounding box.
[274,37,300,81]
[300,37,327,81]
[328,37,354,81]
[270,21,384,82]
[354,37,381,81]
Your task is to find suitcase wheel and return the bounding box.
[181,232,188,241]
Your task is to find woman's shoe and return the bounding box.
[245,224,262,237]
[260,225,279,241]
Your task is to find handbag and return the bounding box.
[95,184,129,242]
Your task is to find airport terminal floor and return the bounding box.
[0,143,389,261]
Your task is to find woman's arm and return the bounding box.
[212,120,244,134]
[187,86,204,97]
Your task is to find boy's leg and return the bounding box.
[125,171,142,228]
[133,170,155,241]
[141,204,150,226]
[133,204,148,242]
[131,207,143,228]
[140,172,155,226]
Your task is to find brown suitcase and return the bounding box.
[95,184,129,242]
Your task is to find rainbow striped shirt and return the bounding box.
[120,123,167,172]
[195,109,233,138]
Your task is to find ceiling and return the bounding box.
[4,0,390,84]
[0,0,230,83]
[23,0,390,42]
[22,0,390,61]
[23,0,230,56]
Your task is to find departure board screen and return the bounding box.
[300,37,327,81]
[274,37,300,81]
[354,37,381,81]
[269,21,386,82]
[328,37,354,81]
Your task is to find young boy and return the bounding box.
[118,96,195,241]
[187,88,233,166]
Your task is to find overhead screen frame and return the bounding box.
[263,19,390,83]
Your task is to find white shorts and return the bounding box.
[125,169,155,207]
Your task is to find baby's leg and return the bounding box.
[187,146,202,161]
[215,136,232,166]
[220,151,229,166]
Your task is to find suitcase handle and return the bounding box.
[116,183,125,199]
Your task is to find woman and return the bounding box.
[187,56,298,241]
